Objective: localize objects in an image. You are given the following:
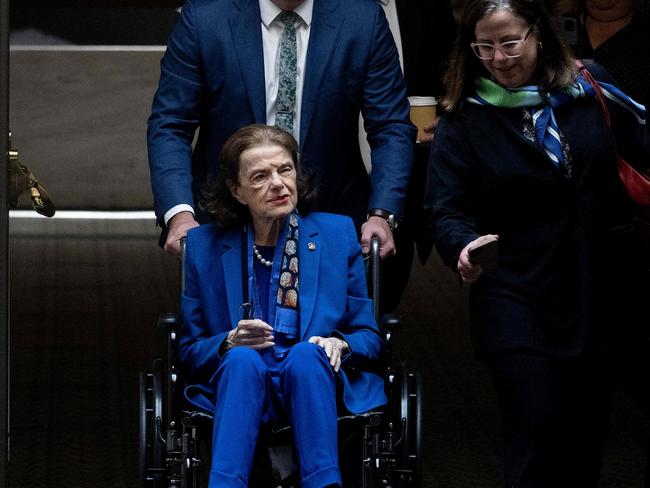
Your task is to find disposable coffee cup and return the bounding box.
[408,96,438,142]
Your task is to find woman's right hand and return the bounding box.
[457,234,498,283]
[226,319,275,350]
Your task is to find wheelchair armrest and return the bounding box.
[379,314,401,370]
[380,314,401,331]
[380,314,401,342]
[158,313,181,331]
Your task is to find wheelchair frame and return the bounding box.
[139,237,422,487]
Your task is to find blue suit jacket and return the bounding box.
[147,0,415,226]
[179,212,387,414]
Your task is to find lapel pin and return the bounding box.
[307,241,317,251]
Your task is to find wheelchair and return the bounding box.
[139,237,422,487]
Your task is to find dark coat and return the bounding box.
[426,64,649,358]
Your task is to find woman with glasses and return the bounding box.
[178,124,386,488]
[426,0,649,486]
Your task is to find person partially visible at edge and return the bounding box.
[553,0,650,108]
[147,0,415,260]
[551,2,650,483]
[179,124,386,488]
[451,0,466,23]
[425,0,649,486]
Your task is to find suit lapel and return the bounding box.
[300,0,343,145]
[221,230,246,329]
[298,217,320,339]
[230,0,267,123]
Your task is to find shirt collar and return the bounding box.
[378,0,390,6]
[259,0,314,29]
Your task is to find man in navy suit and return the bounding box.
[147,0,415,258]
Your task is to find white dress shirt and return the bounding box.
[165,0,314,225]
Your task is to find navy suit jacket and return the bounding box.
[179,212,387,414]
[147,0,415,226]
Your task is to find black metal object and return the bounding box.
[140,315,202,488]
[7,137,56,217]
[0,0,9,485]
[369,236,381,320]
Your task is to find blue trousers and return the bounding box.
[209,342,341,488]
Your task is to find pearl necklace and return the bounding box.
[253,244,273,267]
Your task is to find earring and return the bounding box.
[537,41,543,50]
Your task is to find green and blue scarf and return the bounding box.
[467,76,646,175]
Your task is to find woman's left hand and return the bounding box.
[308,336,349,372]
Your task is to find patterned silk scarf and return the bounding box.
[276,211,299,322]
[247,211,300,359]
[467,76,646,174]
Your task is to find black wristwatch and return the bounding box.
[367,208,398,231]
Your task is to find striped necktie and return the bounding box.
[275,10,298,135]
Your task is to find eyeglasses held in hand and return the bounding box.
[470,23,535,60]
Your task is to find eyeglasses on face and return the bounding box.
[470,23,535,60]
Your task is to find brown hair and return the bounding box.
[201,124,316,228]
[443,0,577,111]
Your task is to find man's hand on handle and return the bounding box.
[361,216,395,258]
[165,211,200,257]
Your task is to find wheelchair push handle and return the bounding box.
[369,235,381,321]
[180,237,187,293]
[367,236,402,331]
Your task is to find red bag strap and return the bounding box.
[575,59,611,128]
[576,60,650,207]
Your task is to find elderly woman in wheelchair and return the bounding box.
[179,124,387,488]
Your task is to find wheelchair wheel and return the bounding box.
[139,359,166,488]
[396,361,422,487]
[408,366,422,487]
